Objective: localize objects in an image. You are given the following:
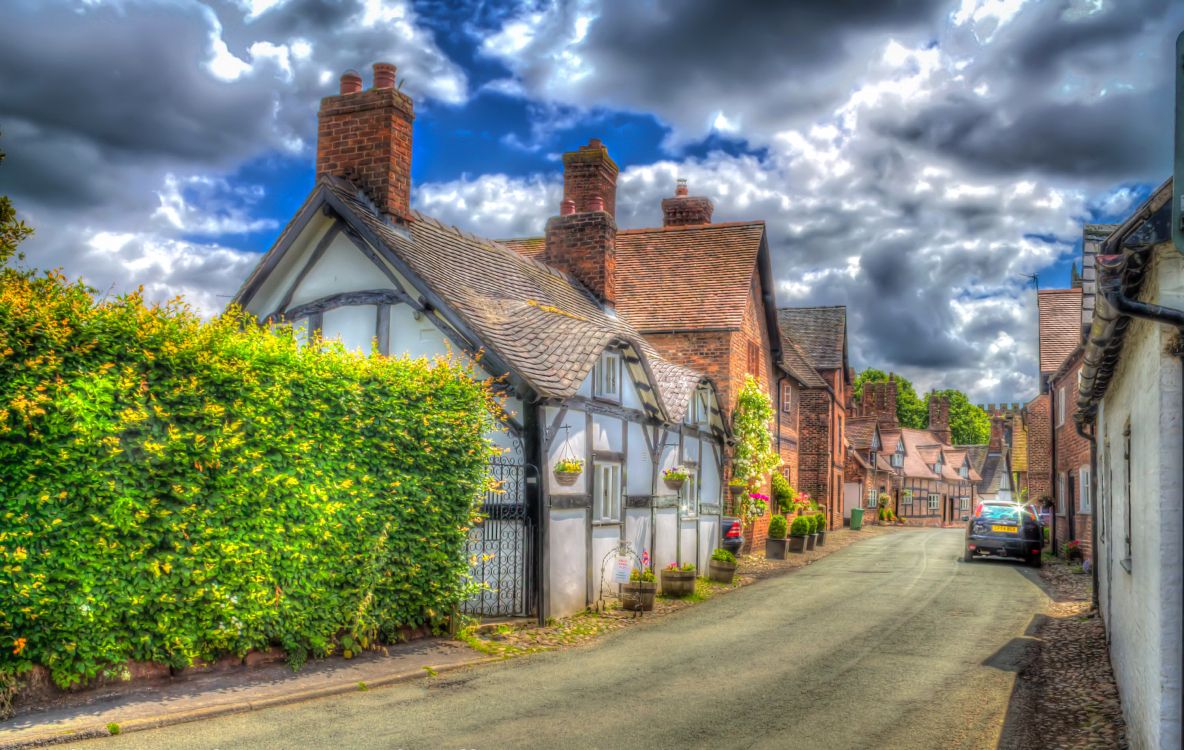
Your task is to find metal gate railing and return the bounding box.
[460,453,534,618]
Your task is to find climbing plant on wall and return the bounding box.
[731,375,781,523]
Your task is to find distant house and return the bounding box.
[232,64,729,621]
[1075,178,1181,750]
[960,414,1014,504]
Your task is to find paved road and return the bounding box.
[66,528,1048,750]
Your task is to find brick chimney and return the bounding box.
[542,139,618,305]
[316,62,415,224]
[988,415,1005,453]
[928,394,951,445]
[861,376,899,430]
[661,179,714,226]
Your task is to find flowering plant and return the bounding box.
[665,562,694,572]
[663,466,690,482]
[555,458,584,474]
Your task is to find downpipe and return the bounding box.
[1074,417,1099,611]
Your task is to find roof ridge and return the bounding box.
[616,220,765,235]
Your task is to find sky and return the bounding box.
[0,0,1180,403]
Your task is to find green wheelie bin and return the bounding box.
[850,507,864,531]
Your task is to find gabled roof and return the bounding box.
[235,178,712,425]
[1038,288,1083,374]
[846,417,881,452]
[501,222,767,333]
[960,444,1006,495]
[777,306,847,372]
[779,331,827,388]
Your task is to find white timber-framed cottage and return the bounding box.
[232,63,728,622]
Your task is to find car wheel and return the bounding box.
[1027,554,1043,568]
[963,548,975,563]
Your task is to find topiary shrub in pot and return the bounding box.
[805,513,818,550]
[772,473,797,514]
[660,562,696,597]
[765,514,789,560]
[621,568,657,612]
[788,515,810,553]
[815,513,827,546]
[709,547,737,584]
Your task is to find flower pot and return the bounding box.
[788,535,807,553]
[621,581,656,612]
[816,530,827,546]
[553,470,580,486]
[664,477,686,491]
[708,560,737,584]
[764,537,788,560]
[660,568,696,597]
[805,533,816,551]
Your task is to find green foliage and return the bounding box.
[731,375,781,516]
[662,466,690,482]
[629,568,656,583]
[814,514,826,533]
[771,473,796,512]
[929,389,990,445]
[710,548,735,565]
[0,271,499,688]
[851,369,926,429]
[789,516,810,537]
[554,457,583,473]
[806,514,819,534]
[767,515,787,540]
[0,134,32,268]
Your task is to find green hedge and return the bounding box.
[0,270,498,687]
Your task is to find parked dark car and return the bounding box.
[964,501,1043,567]
[720,516,744,556]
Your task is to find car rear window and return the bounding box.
[980,505,1022,521]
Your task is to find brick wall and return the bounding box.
[1052,356,1093,560]
[543,210,617,304]
[562,139,618,216]
[317,65,415,224]
[798,386,831,519]
[1025,394,1052,502]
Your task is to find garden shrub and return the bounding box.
[771,473,796,513]
[789,516,810,536]
[0,270,499,689]
[768,515,787,540]
[710,547,735,565]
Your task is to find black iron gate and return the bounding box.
[461,450,535,617]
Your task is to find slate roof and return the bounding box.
[502,222,767,333]
[777,307,846,371]
[1038,289,1083,374]
[780,332,827,388]
[244,178,709,423]
[962,445,1007,497]
[846,417,879,451]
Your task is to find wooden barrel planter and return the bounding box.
[660,568,696,597]
[621,581,656,612]
[764,537,788,560]
[788,535,807,553]
[708,560,737,584]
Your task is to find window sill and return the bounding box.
[592,519,622,527]
[591,394,621,405]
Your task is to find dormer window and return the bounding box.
[593,350,621,401]
[686,387,710,426]
[891,440,904,468]
[959,465,969,479]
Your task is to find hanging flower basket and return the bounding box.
[553,457,583,486]
[729,482,747,499]
[663,466,689,491]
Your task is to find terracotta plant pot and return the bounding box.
[660,568,696,597]
[805,533,816,551]
[553,470,580,486]
[788,535,807,553]
[664,477,686,491]
[764,538,788,560]
[708,560,737,584]
[621,581,656,612]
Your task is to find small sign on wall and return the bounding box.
[612,556,631,583]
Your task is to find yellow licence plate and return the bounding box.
[991,525,1018,533]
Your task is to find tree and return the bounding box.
[930,389,990,445]
[0,132,32,267]
[851,368,926,428]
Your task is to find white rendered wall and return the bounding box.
[653,508,678,581]
[548,509,587,618]
[321,305,377,353]
[627,423,654,496]
[591,525,622,605]
[591,414,623,453]
[699,515,720,567]
[625,508,651,563]
[1096,246,1183,750]
[544,406,588,495]
[290,231,397,308]
[679,519,697,569]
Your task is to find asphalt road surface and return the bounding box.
[65,528,1048,750]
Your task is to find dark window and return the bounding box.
[747,341,761,377]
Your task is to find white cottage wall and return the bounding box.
[653,508,678,577]
[322,305,377,353]
[547,509,587,618]
[544,406,589,496]
[627,423,654,496]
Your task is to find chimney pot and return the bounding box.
[586,138,602,149]
[373,62,397,89]
[560,198,576,216]
[675,178,688,196]
[339,69,363,95]
[588,195,605,213]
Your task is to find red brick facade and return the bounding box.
[316,64,415,224]
[1051,354,1093,561]
[561,139,618,217]
[797,369,846,531]
[1024,394,1052,503]
[543,209,618,305]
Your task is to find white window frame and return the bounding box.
[927,494,940,512]
[891,451,903,468]
[1057,472,1067,514]
[1057,386,1066,427]
[866,488,878,508]
[593,351,621,402]
[1079,465,1091,513]
[686,388,709,426]
[594,462,622,522]
[781,382,794,414]
[678,473,699,517]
